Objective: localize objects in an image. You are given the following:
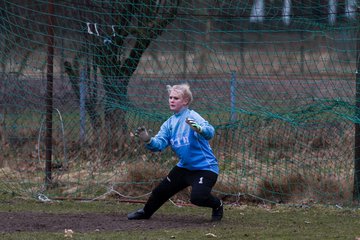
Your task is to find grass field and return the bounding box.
[1,192,360,240]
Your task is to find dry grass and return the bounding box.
[1,115,355,205]
[0,70,357,205]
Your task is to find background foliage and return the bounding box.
[0,0,359,206]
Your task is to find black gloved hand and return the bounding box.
[135,126,151,143]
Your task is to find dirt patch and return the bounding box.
[0,211,216,233]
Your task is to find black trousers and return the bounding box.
[143,166,221,216]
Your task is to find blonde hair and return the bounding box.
[166,83,193,105]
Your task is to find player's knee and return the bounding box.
[190,193,208,206]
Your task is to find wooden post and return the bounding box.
[45,0,55,187]
[353,16,360,200]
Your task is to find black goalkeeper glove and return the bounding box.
[135,126,151,143]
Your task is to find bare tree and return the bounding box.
[250,0,264,23]
[345,0,357,20]
[282,0,291,26]
[328,0,337,25]
[64,0,180,151]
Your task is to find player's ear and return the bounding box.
[184,98,190,106]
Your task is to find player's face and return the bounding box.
[169,90,188,113]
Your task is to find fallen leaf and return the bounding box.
[205,233,217,238]
[64,229,74,238]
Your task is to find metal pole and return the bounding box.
[80,69,86,144]
[354,17,360,200]
[230,71,236,122]
[45,0,55,187]
[182,20,187,79]
[300,30,304,73]
[300,0,304,73]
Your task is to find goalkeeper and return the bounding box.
[128,83,223,221]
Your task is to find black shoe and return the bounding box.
[127,208,151,220]
[211,201,223,221]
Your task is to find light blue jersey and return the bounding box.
[146,108,219,174]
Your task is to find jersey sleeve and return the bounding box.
[146,120,171,151]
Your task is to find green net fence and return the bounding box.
[0,0,359,206]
